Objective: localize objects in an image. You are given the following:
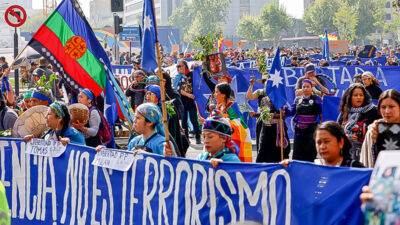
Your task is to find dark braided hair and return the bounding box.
[58,104,71,138]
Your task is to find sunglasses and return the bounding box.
[176,65,182,68]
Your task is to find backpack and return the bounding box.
[89,106,112,144]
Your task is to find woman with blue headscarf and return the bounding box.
[145,85,188,156]
[71,89,101,147]
[128,103,176,156]
[25,102,85,146]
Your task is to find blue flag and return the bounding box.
[265,47,287,110]
[323,28,330,61]
[141,0,158,72]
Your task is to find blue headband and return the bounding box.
[302,79,313,86]
[81,89,95,102]
[145,85,161,104]
[50,102,65,119]
[32,91,52,104]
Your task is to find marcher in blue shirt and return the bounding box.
[127,103,176,156]
[196,116,241,168]
[25,102,86,146]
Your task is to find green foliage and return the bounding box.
[259,1,293,45]
[192,33,221,61]
[333,2,358,43]
[35,74,58,90]
[0,129,12,137]
[168,0,230,43]
[303,0,340,35]
[237,14,263,48]
[260,106,271,123]
[257,53,268,75]
[166,100,176,116]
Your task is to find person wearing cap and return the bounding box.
[246,73,268,150]
[246,73,290,162]
[362,71,382,100]
[126,70,146,110]
[71,89,101,147]
[202,69,234,113]
[195,116,240,167]
[284,79,322,162]
[22,89,34,111]
[295,63,328,97]
[0,88,17,132]
[25,102,85,146]
[31,87,53,107]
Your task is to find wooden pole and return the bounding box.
[279,109,284,161]
[151,0,169,143]
[0,44,29,81]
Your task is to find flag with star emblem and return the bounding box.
[28,0,135,146]
[141,0,158,72]
[265,47,287,109]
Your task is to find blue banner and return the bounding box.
[0,138,371,224]
[193,66,398,138]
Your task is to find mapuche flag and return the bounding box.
[28,0,135,132]
[28,0,108,96]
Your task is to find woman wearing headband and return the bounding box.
[196,116,240,168]
[72,89,101,147]
[127,103,176,156]
[145,85,187,156]
[285,79,322,162]
[25,102,85,146]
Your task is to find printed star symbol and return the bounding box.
[268,70,283,88]
[383,138,399,150]
[143,15,152,31]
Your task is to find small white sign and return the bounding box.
[92,148,134,171]
[25,138,67,157]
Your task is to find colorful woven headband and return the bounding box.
[202,116,233,137]
[50,102,65,119]
[81,88,95,101]
[32,91,52,104]
[302,79,313,86]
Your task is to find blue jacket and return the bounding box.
[128,131,166,155]
[44,126,86,146]
[196,147,241,162]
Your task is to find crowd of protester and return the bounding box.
[0,42,399,172]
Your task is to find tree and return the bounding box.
[333,2,358,43]
[186,0,230,43]
[168,3,194,43]
[259,1,293,45]
[303,0,340,35]
[352,0,378,40]
[373,0,390,44]
[168,0,230,43]
[237,15,263,48]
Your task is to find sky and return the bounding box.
[280,0,304,19]
[32,0,303,20]
[32,0,90,17]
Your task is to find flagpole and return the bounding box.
[151,0,170,144]
[279,109,284,161]
[0,44,29,81]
